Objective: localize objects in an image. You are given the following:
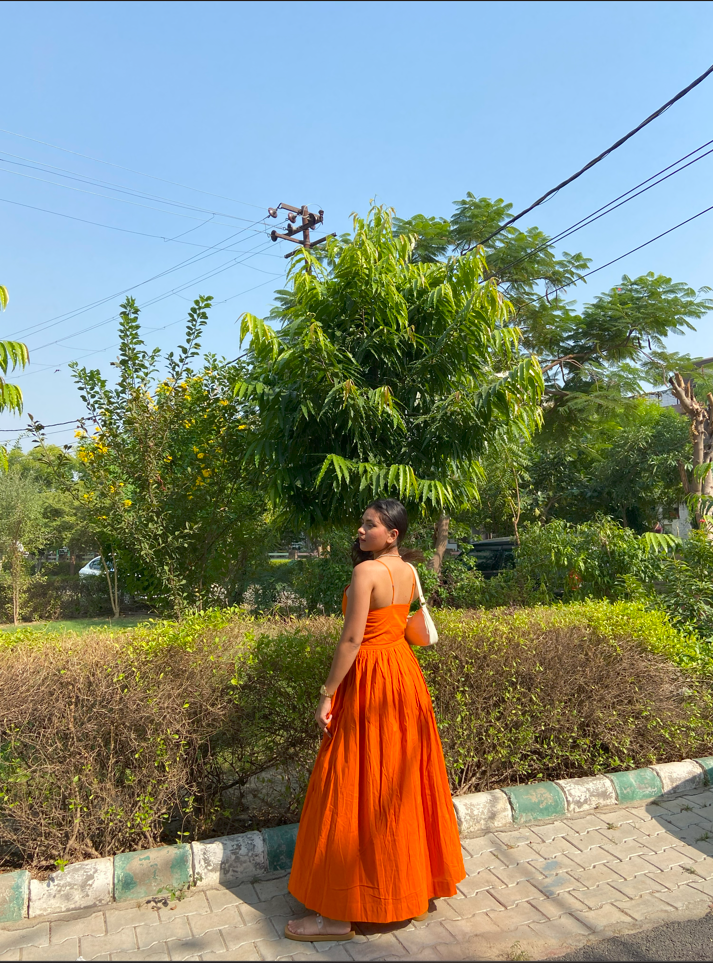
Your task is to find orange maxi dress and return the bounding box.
[288,562,465,923]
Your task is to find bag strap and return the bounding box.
[408,563,427,607]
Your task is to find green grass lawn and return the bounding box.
[0,615,154,635]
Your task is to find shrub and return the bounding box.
[0,574,119,623]
[426,602,713,795]
[0,601,710,872]
[513,517,656,600]
[639,530,713,643]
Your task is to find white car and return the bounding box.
[78,556,112,578]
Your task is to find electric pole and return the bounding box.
[267,203,335,258]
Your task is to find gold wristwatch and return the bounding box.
[320,685,333,699]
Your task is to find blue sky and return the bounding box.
[2,0,713,447]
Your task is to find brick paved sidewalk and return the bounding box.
[3,788,713,961]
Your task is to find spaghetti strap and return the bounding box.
[374,558,395,604]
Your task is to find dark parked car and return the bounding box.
[467,538,515,578]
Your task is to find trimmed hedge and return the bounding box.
[0,601,711,872]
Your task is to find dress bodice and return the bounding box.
[342,560,415,648]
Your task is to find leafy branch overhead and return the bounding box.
[395,195,713,426]
[235,205,545,526]
[0,284,30,470]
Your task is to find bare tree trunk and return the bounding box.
[69,552,75,576]
[509,469,522,546]
[670,373,713,538]
[101,550,120,619]
[11,545,21,627]
[429,514,450,574]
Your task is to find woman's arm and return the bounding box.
[315,562,373,735]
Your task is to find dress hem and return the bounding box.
[288,875,464,924]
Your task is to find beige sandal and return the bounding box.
[284,914,355,942]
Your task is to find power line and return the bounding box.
[0,149,262,224]
[0,126,265,211]
[7,217,274,341]
[493,136,713,278]
[0,419,81,432]
[11,273,276,382]
[23,240,276,356]
[0,161,262,225]
[0,194,279,251]
[468,62,713,250]
[522,201,713,309]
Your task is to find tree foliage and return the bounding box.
[0,284,30,470]
[32,296,271,616]
[236,206,544,528]
[396,197,712,426]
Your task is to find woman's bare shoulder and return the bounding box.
[351,560,382,582]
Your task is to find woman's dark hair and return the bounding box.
[351,498,425,567]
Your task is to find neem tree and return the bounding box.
[236,206,544,570]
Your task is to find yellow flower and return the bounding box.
[74,429,86,438]
[238,425,247,430]
[123,499,132,507]
[196,453,204,459]
[202,469,211,477]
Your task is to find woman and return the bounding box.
[285,499,465,942]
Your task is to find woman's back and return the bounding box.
[345,556,416,611]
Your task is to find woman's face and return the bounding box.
[357,508,398,554]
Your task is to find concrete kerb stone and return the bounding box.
[695,757,713,786]
[503,781,567,825]
[114,844,192,902]
[192,831,267,888]
[605,767,663,804]
[555,775,617,814]
[453,790,513,836]
[649,759,706,796]
[7,757,712,922]
[0,871,29,924]
[262,823,300,872]
[28,856,113,918]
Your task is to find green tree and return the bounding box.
[33,296,271,616]
[0,468,48,624]
[0,284,30,470]
[396,198,712,422]
[236,206,544,570]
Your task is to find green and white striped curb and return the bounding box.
[1,758,711,925]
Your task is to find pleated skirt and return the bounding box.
[288,634,465,923]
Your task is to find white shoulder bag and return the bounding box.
[404,563,438,647]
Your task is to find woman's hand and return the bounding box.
[315,695,333,738]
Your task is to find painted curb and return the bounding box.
[7,757,709,922]
[503,781,567,825]
[605,767,664,804]
[0,871,29,924]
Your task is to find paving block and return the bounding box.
[695,757,713,786]
[0,871,29,923]
[503,782,566,825]
[114,844,191,902]
[29,857,113,917]
[606,768,663,804]
[452,790,513,836]
[555,776,617,814]
[192,832,267,888]
[649,760,706,796]
[261,823,299,873]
